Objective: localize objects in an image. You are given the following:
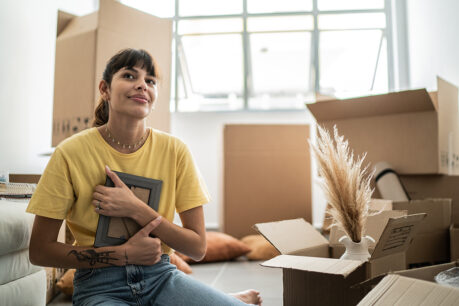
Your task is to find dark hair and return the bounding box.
[92,48,160,127]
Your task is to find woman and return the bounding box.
[27,48,262,305]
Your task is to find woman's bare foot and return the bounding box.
[230,289,262,305]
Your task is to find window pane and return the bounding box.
[319,30,386,96]
[119,0,174,18]
[178,18,243,35]
[178,34,244,111]
[249,32,312,109]
[247,16,314,32]
[318,0,384,11]
[177,93,244,111]
[58,0,98,15]
[248,0,312,13]
[179,0,242,16]
[372,37,388,93]
[170,38,176,112]
[319,13,386,30]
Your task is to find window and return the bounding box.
[122,0,394,111]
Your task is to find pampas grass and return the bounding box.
[310,126,373,243]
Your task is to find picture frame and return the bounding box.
[94,171,162,248]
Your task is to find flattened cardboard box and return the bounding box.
[223,124,311,238]
[358,274,459,306]
[53,0,172,146]
[358,261,459,305]
[307,77,459,175]
[255,214,425,306]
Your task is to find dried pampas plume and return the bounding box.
[310,126,374,242]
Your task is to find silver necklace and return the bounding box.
[105,125,148,149]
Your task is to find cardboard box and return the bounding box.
[52,0,172,146]
[223,124,311,238]
[46,223,67,303]
[451,225,459,260]
[398,174,459,225]
[9,174,41,184]
[307,77,459,175]
[358,273,459,305]
[46,267,65,304]
[256,214,425,306]
[255,218,329,258]
[382,199,452,264]
[328,209,408,259]
[264,255,367,306]
[322,198,401,243]
[324,198,452,264]
[358,261,459,305]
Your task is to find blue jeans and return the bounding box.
[73,254,251,306]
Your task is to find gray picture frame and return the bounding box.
[94,171,162,248]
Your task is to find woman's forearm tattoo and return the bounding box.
[68,249,118,266]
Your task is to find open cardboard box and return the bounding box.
[255,213,426,306]
[328,210,407,260]
[307,77,459,175]
[371,198,452,265]
[53,0,172,146]
[358,261,459,305]
[398,174,459,225]
[327,198,453,264]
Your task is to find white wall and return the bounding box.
[407,0,459,89]
[0,0,57,174]
[0,0,98,175]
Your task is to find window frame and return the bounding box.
[172,0,400,112]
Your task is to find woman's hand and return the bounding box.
[92,166,144,217]
[122,216,163,266]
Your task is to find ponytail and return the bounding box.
[92,97,109,127]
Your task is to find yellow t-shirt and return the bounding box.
[26,127,210,254]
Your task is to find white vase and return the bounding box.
[339,235,375,261]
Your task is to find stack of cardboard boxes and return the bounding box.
[307,76,459,266]
[252,77,459,305]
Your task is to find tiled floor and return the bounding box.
[49,259,283,305]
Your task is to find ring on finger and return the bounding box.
[96,200,101,210]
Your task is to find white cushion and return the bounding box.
[0,249,42,285]
[0,269,46,306]
[0,199,35,256]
